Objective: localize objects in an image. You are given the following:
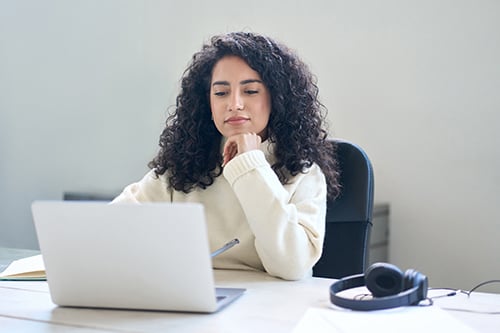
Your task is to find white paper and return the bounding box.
[293,306,479,333]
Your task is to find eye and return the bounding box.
[214,91,227,96]
[245,90,258,95]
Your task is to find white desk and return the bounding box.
[1,251,499,332]
[0,269,332,332]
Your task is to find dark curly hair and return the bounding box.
[149,32,340,199]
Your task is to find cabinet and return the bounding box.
[368,203,390,265]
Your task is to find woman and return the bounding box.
[113,32,340,280]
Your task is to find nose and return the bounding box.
[229,91,244,111]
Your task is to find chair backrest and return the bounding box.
[313,139,374,279]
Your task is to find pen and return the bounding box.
[211,238,240,258]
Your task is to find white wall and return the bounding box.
[1,0,499,292]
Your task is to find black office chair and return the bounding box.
[313,139,374,279]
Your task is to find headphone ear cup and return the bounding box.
[404,269,429,304]
[365,263,404,298]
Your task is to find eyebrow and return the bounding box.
[212,79,263,87]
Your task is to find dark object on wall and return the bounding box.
[63,192,115,201]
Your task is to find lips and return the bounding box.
[224,116,250,124]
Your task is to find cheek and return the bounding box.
[258,100,272,122]
[209,103,224,129]
[209,96,215,114]
[261,93,272,116]
[210,101,219,115]
[209,99,218,119]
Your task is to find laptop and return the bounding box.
[31,200,245,313]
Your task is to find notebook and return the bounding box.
[31,200,245,313]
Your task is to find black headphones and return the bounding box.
[329,262,428,311]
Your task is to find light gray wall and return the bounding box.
[1,1,499,291]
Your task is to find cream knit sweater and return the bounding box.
[112,141,327,280]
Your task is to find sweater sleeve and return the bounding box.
[223,150,327,281]
[111,170,172,203]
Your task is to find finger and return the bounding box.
[222,141,237,166]
[223,141,236,158]
[224,148,236,166]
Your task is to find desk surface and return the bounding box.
[1,269,332,333]
[1,249,499,332]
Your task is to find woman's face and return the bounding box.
[209,56,271,140]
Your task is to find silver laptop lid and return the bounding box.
[32,201,222,312]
